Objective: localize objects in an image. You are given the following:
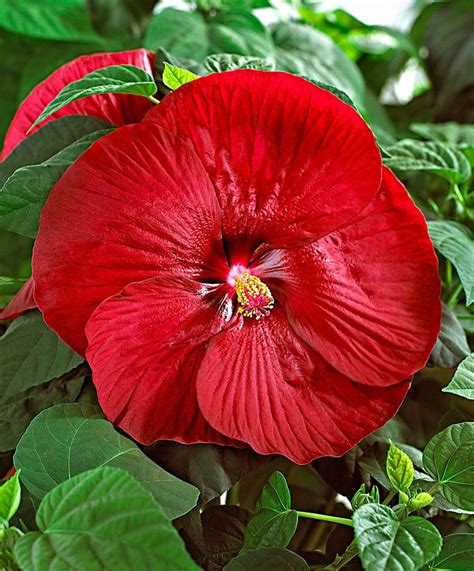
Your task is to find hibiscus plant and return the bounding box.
[0,1,472,570]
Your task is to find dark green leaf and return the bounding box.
[31,64,157,129]
[302,77,356,109]
[429,303,470,368]
[14,403,199,519]
[423,422,474,511]
[0,127,112,238]
[14,467,199,571]
[241,472,298,553]
[0,311,83,403]
[429,221,474,306]
[384,140,471,184]
[410,122,474,149]
[428,532,474,570]
[204,54,274,72]
[0,0,100,42]
[443,354,474,400]
[0,471,21,521]
[225,548,309,570]
[88,0,156,43]
[0,369,85,452]
[163,62,198,90]
[354,504,442,571]
[386,442,414,492]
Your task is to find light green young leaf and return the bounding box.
[0,311,83,404]
[354,504,442,571]
[14,403,199,519]
[384,140,471,184]
[423,422,474,511]
[163,62,199,91]
[443,353,474,400]
[386,442,414,492]
[14,467,199,571]
[0,471,21,521]
[428,221,474,306]
[241,471,298,554]
[31,65,157,130]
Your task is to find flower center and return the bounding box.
[234,272,274,320]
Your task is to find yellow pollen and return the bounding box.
[234,272,274,320]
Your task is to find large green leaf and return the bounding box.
[14,403,199,519]
[0,126,112,238]
[0,0,100,42]
[384,140,471,184]
[31,64,157,129]
[0,311,83,403]
[0,369,85,452]
[429,303,470,368]
[241,471,298,553]
[88,0,156,43]
[428,532,474,570]
[353,504,442,571]
[0,471,21,521]
[423,422,474,511]
[14,466,199,571]
[225,548,309,570]
[443,354,474,400]
[428,221,474,306]
[271,21,366,110]
[410,122,474,149]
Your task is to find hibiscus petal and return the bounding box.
[85,275,242,446]
[2,49,155,158]
[33,124,225,354]
[253,168,441,387]
[196,308,409,464]
[145,70,382,256]
[0,278,36,320]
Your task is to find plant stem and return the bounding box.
[296,511,353,527]
[147,95,160,105]
[382,490,396,506]
[326,539,359,570]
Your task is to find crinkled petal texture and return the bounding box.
[2,49,155,158]
[252,168,441,388]
[32,70,440,463]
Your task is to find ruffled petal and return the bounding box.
[33,124,224,354]
[2,49,155,158]
[196,308,409,464]
[85,275,241,446]
[253,168,441,387]
[145,70,382,258]
[0,278,36,320]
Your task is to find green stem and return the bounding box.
[427,483,439,495]
[297,511,353,527]
[147,95,160,105]
[326,539,358,570]
[383,490,396,506]
[447,283,463,307]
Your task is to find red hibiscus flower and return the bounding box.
[0,48,155,321]
[32,70,441,464]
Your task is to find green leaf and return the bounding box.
[384,140,472,184]
[0,276,27,297]
[386,442,414,492]
[303,77,356,109]
[0,0,100,42]
[0,311,83,404]
[0,369,86,452]
[428,221,474,306]
[0,127,113,238]
[163,62,199,91]
[410,122,474,149]
[429,303,470,368]
[0,115,112,187]
[14,466,199,571]
[14,403,199,519]
[443,354,474,400]
[31,64,157,130]
[225,548,309,570]
[0,471,21,521]
[423,422,474,511]
[241,471,298,554]
[428,532,474,570]
[271,21,366,111]
[354,504,442,571]
[204,53,274,72]
[88,0,156,43]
